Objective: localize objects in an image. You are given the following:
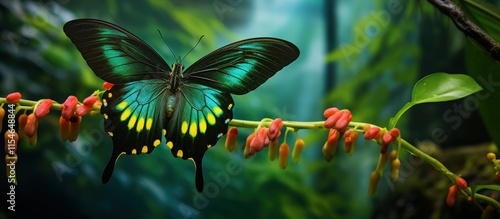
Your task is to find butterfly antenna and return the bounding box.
[157,29,178,62]
[181,35,204,62]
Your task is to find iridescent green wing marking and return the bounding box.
[183,37,300,95]
[64,19,172,183]
[165,83,234,192]
[63,19,171,83]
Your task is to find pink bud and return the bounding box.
[323,107,339,118]
[35,99,53,119]
[5,92,22,103]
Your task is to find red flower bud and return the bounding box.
[244,133,256,158]
[323,107,339,119]
[35,99,53,119]
[323,129,339,162]
[225,127,238,152]
[382,132,394,146]
[268,118,283,142]
[446,185,458,207]
[364,127,380,140]
[324,111,343,129]
[68,115,82,142]
[17,114,28,141]
[390,128,400,138]
[103,82,114,90]
[83,95,98,107]
[24,113,38,138]
[455,177,468,189]
[250,128,268,153]
[5,92,21,103]
[61,96,78,120]
[75,104,93,117]
[335,110,352,131]
[59,116,71,142]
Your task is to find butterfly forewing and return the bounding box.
[63,19,171,84]
[183,38,300,95]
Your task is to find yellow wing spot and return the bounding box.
[108,92,113,98]
[225,118,230,124]
[117,101,128,110]
[181,121,188,134]
[177,149,183,157]
[103,113,108,119]
[228,103,233,110]
[163,129,166,135]
[189,123,197,138]
[102,99,108,107]
[207,145,212,149]
[199,118,207,134]
[207,113,216,125]
[120,108,131,121]
[218,133,223,138]
[153,139,161,147]
[167,141,173,149]
[213,106,223,116]
[146,118,153,130]
[131,149,137,154]
[108,132,113,137]
[136,117,145,132]
[141,146,148,153]
[128,115,137,130]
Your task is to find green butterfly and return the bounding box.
[63,19,299,192]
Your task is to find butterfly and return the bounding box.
[63,19,299,192]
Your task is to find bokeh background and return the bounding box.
[1,0,500,218]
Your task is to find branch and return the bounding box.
[427,0,500,61]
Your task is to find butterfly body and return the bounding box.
[64,19,299,192]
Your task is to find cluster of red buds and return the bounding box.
[364,123,401,195]
[1,89,102,146]
[446,177,468,207]
[225,117,310,169]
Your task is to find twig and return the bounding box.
[427,0,500,61]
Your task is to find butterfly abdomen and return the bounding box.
[166,95,176,117]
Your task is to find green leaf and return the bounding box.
[389,73,483,128]
[411,73,483,104]
[470,184,500,200]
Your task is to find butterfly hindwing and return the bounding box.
[101,80,169,183]
[63,19,171,84]
[165,83,234,192]
[183,38,300,94]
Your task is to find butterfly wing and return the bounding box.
[63,19,171,83]
[183,37,300,94]
[64,19,172,182]
[101,80,169,183]
[164,83,234,192]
